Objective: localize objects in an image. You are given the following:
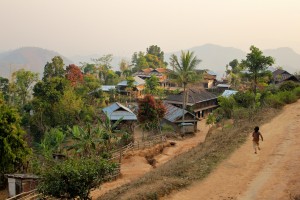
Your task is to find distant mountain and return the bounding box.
[0,47,72,78]
[263,47,300,72]
[165,44,300,78]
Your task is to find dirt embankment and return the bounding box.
[91,122,209,199]
[164,100,300,200]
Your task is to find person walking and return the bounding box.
[252,126,263,154]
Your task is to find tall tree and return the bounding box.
[169,51,201,132]
[131,45,167,72]
[241,46,274,94]
[43,56,65,81]
[10,69,38,107]
[0,98,31,188]
[65,64,84,87]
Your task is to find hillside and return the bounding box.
[0,47,72,78]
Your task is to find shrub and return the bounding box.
[278,91,298,104]
[38,158,117,200]
[264,94,285,109]
[293,87,300,97]
[233,91,255,108]
[279,81,299,91]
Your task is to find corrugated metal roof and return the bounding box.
[117,76,145,86]
[102,102,137,121]
[221,90,238,97]
[101,85,115,91]
[163,102,197,123]
[108,111,137,120]
[217,84,231,88]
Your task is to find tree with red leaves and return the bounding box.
[65,64,84,86]
[137,95,166,134]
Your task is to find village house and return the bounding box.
[272,69,299,84]
[133,67,172,87]
[196,70,218,89]
[116,76,145,98]
[102,102,137,132]
[165,88,218,118]
[162,102,199,133]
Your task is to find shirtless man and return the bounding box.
[252,126,263,154]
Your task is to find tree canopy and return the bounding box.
[241,46,274,94]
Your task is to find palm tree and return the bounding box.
[169,51,201,133]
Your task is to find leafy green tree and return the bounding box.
[241,46,274,94]
[131,52,149,71]
[169,51,201,128]
[43,56,65,81]
[0,98,31,188]
[82,63,97,74]
[145,75,160,95]
[38,158,117,200]
[10,69,38,107]
[217,96,236,119]
[132,45,167,72]
[146,45,165,62]
[52,88,84,128]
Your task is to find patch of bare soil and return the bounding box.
[91,121,209,199]
[164,100,300,200]
[0,188,8,199]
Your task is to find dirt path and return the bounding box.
[164,100,300,200]
[91,122,209,199]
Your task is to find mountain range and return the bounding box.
[0,47,72,78]
[0,44,299,79]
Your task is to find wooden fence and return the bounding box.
[109,134,167,162]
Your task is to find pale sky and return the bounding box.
[1,0,300,57]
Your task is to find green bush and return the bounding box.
[279,81,299,91]
[233,91,255,108]
[264,94,285,109]
[293,87,300,97]
[278,91,298,104]
[38,158,117,200]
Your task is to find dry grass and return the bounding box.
[98,108,281,200]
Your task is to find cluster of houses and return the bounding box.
[101,67,300,135]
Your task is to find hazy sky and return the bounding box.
[1,0,300,57]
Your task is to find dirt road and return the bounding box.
[165,100,300,200]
